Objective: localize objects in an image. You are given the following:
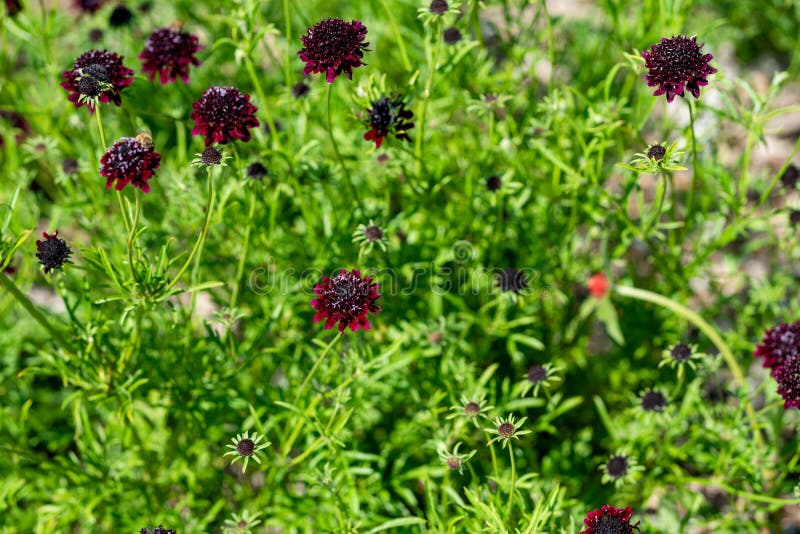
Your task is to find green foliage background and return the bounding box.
[1,0,800,531]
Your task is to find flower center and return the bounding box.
[464,402,480,416]
[594,517,627,534]
[498,422,514,438]
[527,365,548,384]
[236,438,256,457]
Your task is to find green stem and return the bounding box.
[507,442,516,522]
[737,129,756,216]
[283,0,294,155]
[231,192,256,308]
[326,84,364,214]
[615,284,763,449]
[642,171,667,237]
[414,22,442,182]
[0,273,71,351]
[94,104,107,152]
[380,0,412,71]
[245,57,282,151]
[163,167,216,293]
[757,136,800,209]
[683,100,699,234]
[294,335,340,403]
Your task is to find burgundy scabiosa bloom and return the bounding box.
[298,18,369,83]
[73,0,105,14]
[581,505,640,534]
[99,133,161,192]
[755,321,800,374]
[310,268,381,333]
[5,0,22,17]
[61,49,134,112]
[139,25,202,84]
[773,355,800,409]
[640,389,668,412]
[139,526,176,534]
[191,86,260,146]
[496,268,528,294]
[363,95,414,149]
[36,230,71,274]
[642,35,717,103]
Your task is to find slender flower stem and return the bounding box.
[0,272,71,351]
[245,57,282,151]
[163,167,216,293]
[380,0,411,71]
[231,192,256,308]
[683,100,699,235]
[414,22,442,182]
[283,0,294,155]
[94,104,107,152]
[507,442,516,522]
[326,84,364,213]
[614,284,763,449]
[294,335,340,403]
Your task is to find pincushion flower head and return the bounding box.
[772,355,800,409]
[516,363,562,397]
[99,133,161,193]
[298,18,369,83]
[363,95,414,149]
[224,431,270,473]
[36,230,71,274]
[437,442,475,475]
[139,526,176,534]
[61,49,134,112]
[581,505,640,534]
[484,414,531,448]
[448,394,493,427]
[310,268,381,333]
[140,24,202,84]
[755,321,800,374]
[599,453,643,487]
[191,86,260,146]
[642,35,717,103]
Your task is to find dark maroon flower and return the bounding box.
[527,365,548,384]
[443,27,462,44]
[292,81,310,98]
[0,110,31,148]
[139,25,202,84]
[497,268,527,293]
[61,49,134,112]
[62,158,79,175]
[88,28,104,42]
[5,0,22,17]
[755,321,800,373]
[363,95,414,149]
[670,343,692,362]
[190,86,260,146]
[497,422,515,438]
[36,230,71,274]
[72,0,105,15]
[605,455,628,478]
[642,35,717,103]
[581,505,640,534]
[464,402,480,416]
[310,268,381,333]
[774,355,800,409]
[139,526,176,534]
[298,18,369,83]
[782,164,799,190]
[99,134,161,193]
[429,0,448,14]
[364,225,382,242]
[199,147,222,166]
[236,438,256,457]
[647,144,666,161]
[246,162,268,180]
[640,389,667,412]
[486,175,502,191]
[108,5,132,27]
